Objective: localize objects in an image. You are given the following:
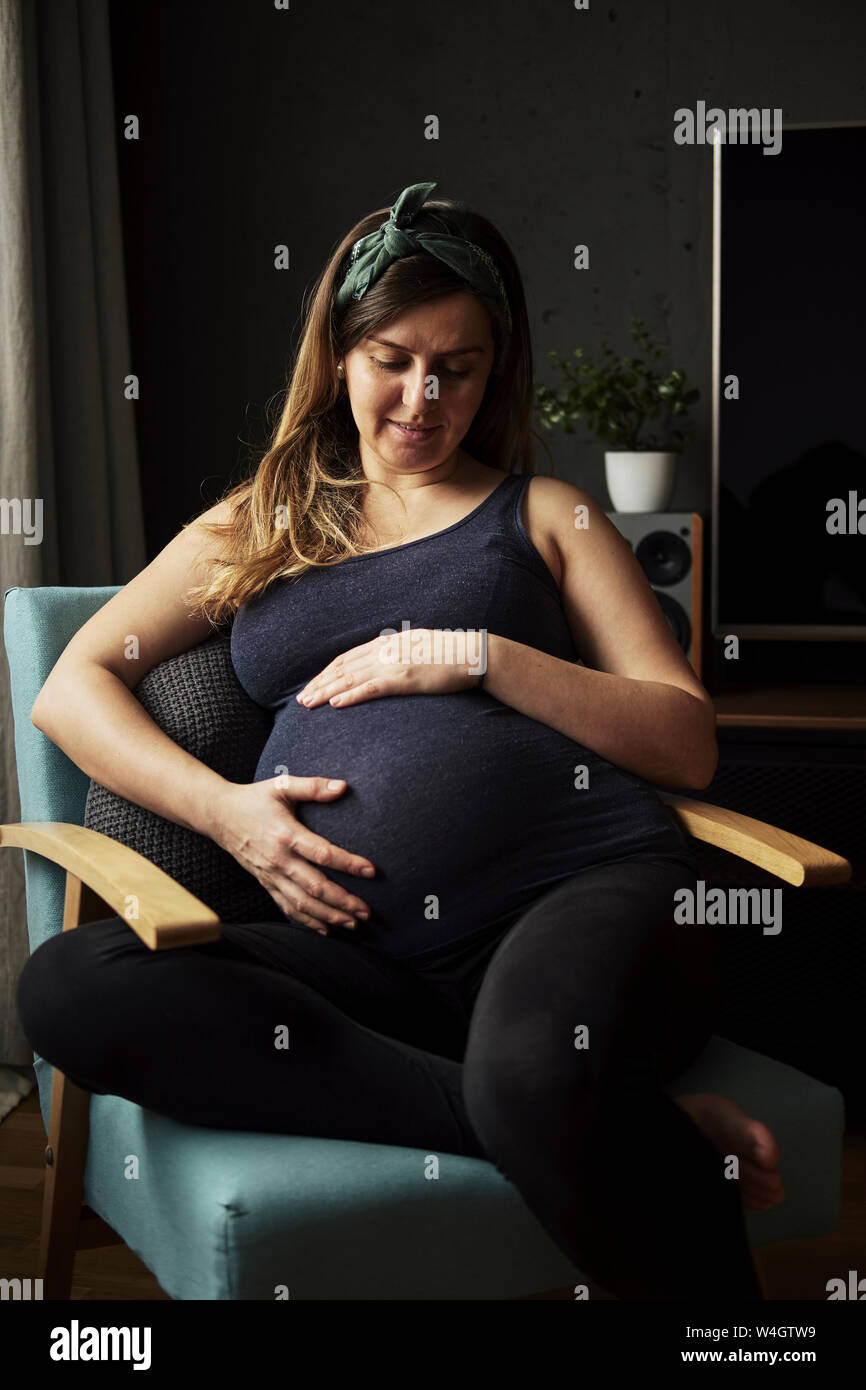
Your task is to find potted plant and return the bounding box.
[533,317,700,511]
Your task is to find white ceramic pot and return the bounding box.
[604,451,677,512]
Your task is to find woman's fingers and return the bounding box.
[296,641,381,704]
[288,821,376,884]
[258,777,378,931]
[277,780,376,881]
[262,847,373,932]
[284,856,371,923]
[271,875,358,934]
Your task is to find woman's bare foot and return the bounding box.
[672,1092,785,1211]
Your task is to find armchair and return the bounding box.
[2,584,851,1300]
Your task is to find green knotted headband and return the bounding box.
[333,181,512,332]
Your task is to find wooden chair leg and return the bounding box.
[40,1068,92,1300]
[38,873,129,1297]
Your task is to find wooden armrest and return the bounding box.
[658,794,852,887]
[0,821,221,949]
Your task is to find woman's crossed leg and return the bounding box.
[458,852,766,1299]
[15,914,480,1155]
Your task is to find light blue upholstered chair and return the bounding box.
[2,584,850,1300]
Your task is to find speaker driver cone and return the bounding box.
[635,531,692,586]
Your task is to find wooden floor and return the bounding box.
[1,1086,863,1300]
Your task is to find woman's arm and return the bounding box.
[29,501,378,929]
[31,501,237,836]
[481,478,717,790]
[482,637,716,789]
[33,660,232,835]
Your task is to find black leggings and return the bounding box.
[16,849,762,1300]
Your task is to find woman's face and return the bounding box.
[339,292,495,479]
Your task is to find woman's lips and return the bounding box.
[387,420,441,441]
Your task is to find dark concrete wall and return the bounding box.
[109,0,866,556]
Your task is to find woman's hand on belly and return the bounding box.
[209,776,376,935]
[295,628,486,709]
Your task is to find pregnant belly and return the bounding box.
[254,689,683,959]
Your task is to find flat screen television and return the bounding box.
[712,121,866,643]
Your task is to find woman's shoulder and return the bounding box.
[520,472,596,507]
[188,496,238,534]
[180,495,244,564]
[519,475,612,591]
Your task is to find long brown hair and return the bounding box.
[184,191,543,626]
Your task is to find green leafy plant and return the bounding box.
[533,317,700,453]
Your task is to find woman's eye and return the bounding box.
[371,358,469,379]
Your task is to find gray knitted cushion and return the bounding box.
[84,631,282,924]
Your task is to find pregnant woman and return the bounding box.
[18,181,783,1300]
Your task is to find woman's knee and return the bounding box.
[461,1016,608,1171]
[16,917,143,1073]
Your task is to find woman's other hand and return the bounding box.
[294,628,486,708]
[209,777,375,934]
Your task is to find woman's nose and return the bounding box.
[403,367,432,412]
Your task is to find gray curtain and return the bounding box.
[0,0,146,1068]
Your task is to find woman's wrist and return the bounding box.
[476,630,496,692]
[185,769,238,842]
